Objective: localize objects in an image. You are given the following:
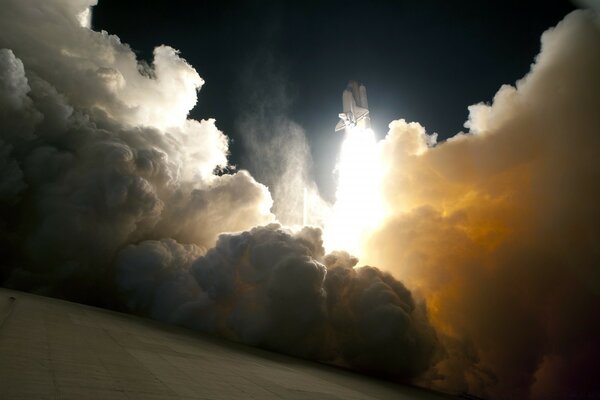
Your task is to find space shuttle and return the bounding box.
[335,81,371,132]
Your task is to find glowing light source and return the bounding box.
[323,127,386,257]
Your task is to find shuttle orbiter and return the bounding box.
[335,81,371,132]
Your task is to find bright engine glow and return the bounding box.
[323,126,385,256]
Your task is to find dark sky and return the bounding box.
[92,0,576,198]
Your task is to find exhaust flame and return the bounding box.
[323,126,385,256]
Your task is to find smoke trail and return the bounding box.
[363,10,600,399]
[236,50,328,227]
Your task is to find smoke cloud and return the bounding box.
[0,0,436,389]
[364,10,600,399]
[116,224,438,379]
[0,0,274,303]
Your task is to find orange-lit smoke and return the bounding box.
[356,11,600,400]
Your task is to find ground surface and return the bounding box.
[0,288,455,400]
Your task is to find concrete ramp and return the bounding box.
[0,288,454,400]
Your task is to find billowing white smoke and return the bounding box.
[1,0,205,133]
[0,0,273,301]
[0,0,438,387]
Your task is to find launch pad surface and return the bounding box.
[0,288,453,400]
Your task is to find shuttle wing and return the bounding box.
[353,106,369,121]
[335,119,347,132]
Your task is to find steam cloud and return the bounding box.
[0,1,599,399]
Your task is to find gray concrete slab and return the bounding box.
[0,289,455,400]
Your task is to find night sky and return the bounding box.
[92,0,576,196]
